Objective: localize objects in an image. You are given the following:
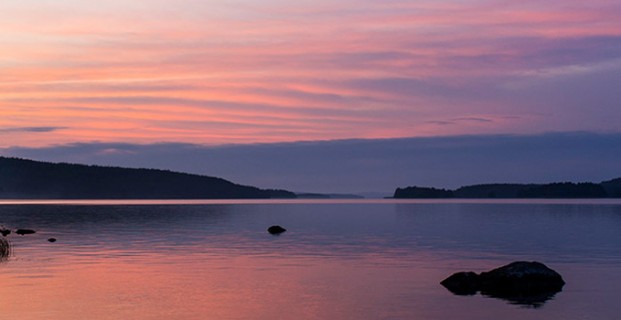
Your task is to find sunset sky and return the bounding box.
[1,1,620,192]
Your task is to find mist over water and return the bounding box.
[1,200,620,319]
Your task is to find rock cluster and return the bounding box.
[441,261,565,306]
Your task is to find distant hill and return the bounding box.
[393,186,454,199]
[394,180,619,199]
[295,192,364,199]
[601,178,621,197]
[0,156,295,199]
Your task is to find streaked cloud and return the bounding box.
[0,126,67,133]
[1,0,620,147]
[514,57,621,80]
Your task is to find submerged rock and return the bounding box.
[441,261,565,306]
[15,229,36,235]
[267,225,287,235]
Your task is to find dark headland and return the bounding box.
[0,156,295,199]
[394,179,621,199]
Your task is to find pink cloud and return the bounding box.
[1,0,620,147]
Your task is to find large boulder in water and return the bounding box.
[478,261,565,294]
[441,261,565,306]
[440,271,479,295]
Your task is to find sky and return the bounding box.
[4,132,621,195]
[1,1,620,193]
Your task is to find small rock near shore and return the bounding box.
[16,229,36,235]
[267,225,287,235]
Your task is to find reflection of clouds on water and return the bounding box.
[0,204,233,228]
[0,205,236,255]
[1,201,620,268]
[0,202,620,318]
[1,203,425,260]
[394,202,621,264]
[2,202,621,263]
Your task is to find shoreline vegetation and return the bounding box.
[394,179,621,199]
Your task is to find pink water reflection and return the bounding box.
[1,201,620,319]
[1,249,457,319]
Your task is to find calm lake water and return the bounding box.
[1,199,620,319]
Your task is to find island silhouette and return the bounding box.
[394,179,621,198]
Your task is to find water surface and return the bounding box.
[1,200,620,319]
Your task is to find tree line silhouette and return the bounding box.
[0,156,295,199]
[394,179,621,198]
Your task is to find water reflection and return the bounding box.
[394,202,621,263]
[442,285,562,308]
[481,289,561,308]
[0,201,620,319]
